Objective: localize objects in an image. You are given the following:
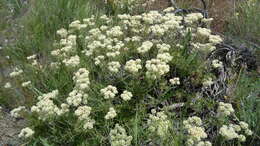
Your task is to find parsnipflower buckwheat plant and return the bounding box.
[6,7,254,145]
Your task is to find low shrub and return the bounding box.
[5,6,257,145]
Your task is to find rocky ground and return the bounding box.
[0,109,26,146]
[0,1,28,145]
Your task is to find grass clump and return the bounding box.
[227,0,260,44]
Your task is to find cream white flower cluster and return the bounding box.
[219,122,252,142]
[66,90,87,106]
[239,121,253,136]
[4,82,11,89]
[100,85,118,99]
[137,41,153,54]
[182,14,223,52]
[157,43,171,53]
[212,59,223,69]
[73,68,90,91]
[192,28,223,52]
[51,20,91,68]
[27,54,41,68]
[37,89,59,100]
[75,105,95,129]
[109,124,133,146]
[183,116,211,146]
[147,109,171,137]
[67,68,90,106]
[10,106,26,118]
[62,55,80,68]
[196,27,211,39]
[120,90,133,101]
[83,26,124,59]
[124,59,142,74]
[9,67,23,78]
[67,68,95,129]
[156,43,173,63]
[54,10,222,79]
[217,102,235,117]
[105,107,117,120]
[108,61,121,73]
[18,127,34,138]
[185,13,204,24]
[69,20,87,31]
[22,81,31,87]
[145,59,170,79]
[203,77,214,87]
[31,90,65,120]
[94,55,105,65]
[209,35,223,45]
[57,28,68,38]
[156,52,172,63]
[169,77,180,85]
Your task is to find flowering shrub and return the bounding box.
[6,7,254,145]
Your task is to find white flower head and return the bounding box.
[212,59,223,68]
[137,41,153,54]
[4,82,11,89]
[105,107,117,120]
[109,124,132,146]
[18,127,34,138]
[120,90,133,101]
[108,61,121,73]
[124,59,142,74]
[100,85,118,99]
[169,77,180,85]
[22,81,31,87]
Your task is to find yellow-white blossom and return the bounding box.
[18,127,34,138]
[22,81,31,87]
[217,102,234,117]
[108,61,121,73]
[10,106,26,118]
[120,90,133,101]
[124,59,142,74]
[169,77,180,85]
[147,109,171,137]
[209,35,223,45]
[184,13,203,24]
[156,52,172,63]
[74,105,95,129]
[4,82,11,89]
[219,125,239,140]
[94,55,105,65]
[137,41,153,54]
[57,28,68,38]
[212,59,223,68]
[73,68,90,90]
[145,59,170,79]
[203,77,214,87]
[100,85,118,99]
[183,116,208,145]
[10,68,23,77]
[109,124,133,146]
[62,55,80,67]
[66,90,84,106]
[105,107,117,120]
